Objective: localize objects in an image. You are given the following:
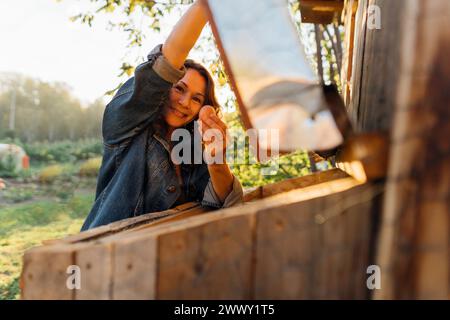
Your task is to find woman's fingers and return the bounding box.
[198,119,227,147]
[208,114,228,132]
[201,116,227,140]
[198,120,215,144]
[199,118,221,135]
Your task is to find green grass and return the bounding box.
[0,194,94,300]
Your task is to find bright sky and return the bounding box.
[0,0,182,105]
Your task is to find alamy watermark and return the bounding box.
[66,265,81,290]
[367,5,382,30]
[366,265,381,290]
[170,121,280,175]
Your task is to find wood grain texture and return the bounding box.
[253,183,378,299]
[341,0,358,105]
[43,202,202,245]
[75,243,113,300]
[353,0,405,132]
[157,214,254,299]
[243,168,349,202]
[111,234,158,300]
[374,0,450,300]
[21,245,77,300]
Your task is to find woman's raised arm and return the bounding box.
[162,0,209,70]
[102,1,209,146]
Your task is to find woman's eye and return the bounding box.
[174,85,184,92]
[193,97,202,104]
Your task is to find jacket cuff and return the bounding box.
[149,44,186,84]
[201,175,244,209]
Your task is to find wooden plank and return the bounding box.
[253,197,317,299]
[123,205,210,233]
[75,206,210,299]
[356,0,406,132]
[335,133,388,182]
[157,214,254,299]
[321,191,348,299]
[21,245,76,300]
[347,0,368,125]
[244,168,349,202]
[75,243,113,300]
[112,234,158,300]
[349,194,374,298]
[414,201,449,299]
[253,182,378,299]
[374,0,450,300]
[21,242,114,300]
[261,168,349,198]
[243,186,261,202]
[110,176,362,299]
[341,0,358,105]
[300,0,345,24]
[42,202,203,245]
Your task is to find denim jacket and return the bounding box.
[81,45,244,231]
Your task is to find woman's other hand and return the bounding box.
[197,105,228,162]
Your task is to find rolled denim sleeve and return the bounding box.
[151,45,186,84]
[201,175,244,209]
[102,44,186,145]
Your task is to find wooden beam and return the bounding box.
[244,168,349,202]
[42,202,205,245]
[335,132,389,182]
[253,182,379,299]
[374,0,450,300]
[300,0,345,24]
[341,0,358,105]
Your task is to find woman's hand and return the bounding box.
[198,105,234,203]
[197,105,228,163]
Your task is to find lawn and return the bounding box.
[0,150,100,300]
[0,194,94,300]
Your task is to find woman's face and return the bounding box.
[164,68,206,128]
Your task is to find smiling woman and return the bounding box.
[80,0,243,231]
[164,59,220,128]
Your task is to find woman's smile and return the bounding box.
[169,106,188,119]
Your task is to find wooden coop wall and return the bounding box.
[342,0,405,133]
[373,0,450,300]
[342,0,449,299]
[21,171,382,300]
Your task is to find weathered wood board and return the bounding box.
[373,0,450,300]
[21,172,380,300]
